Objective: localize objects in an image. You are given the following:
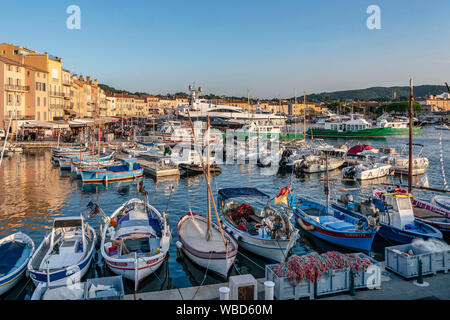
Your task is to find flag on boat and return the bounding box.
[274,186,289,206]
[372,187,386,199]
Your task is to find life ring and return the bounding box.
[393,188,408,195]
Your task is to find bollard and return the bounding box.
[417,259,424,284]
[264,281,275,300]
[219,287,230,300]
[349,269,356,296]
[176,241,183,258]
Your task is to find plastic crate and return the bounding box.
[84,276,124,300]
[265,264,314,300]
[385,244,434,279]
[349,253,381,290]
[315,268,350,297]
[411,243,449,274]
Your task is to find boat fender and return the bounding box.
[237,235,243,242]
[297,218,314,231]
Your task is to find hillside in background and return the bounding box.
[305,85,447,101]
[99,83,448,101]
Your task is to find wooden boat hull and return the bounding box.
[101,199,171,285]
[177,214,238,278]
[294,201,378,252]
[0,232,35,296]
[81,168,143,183]
[220,218,294,262]
[28,225,96,287]
[331,203,443,244]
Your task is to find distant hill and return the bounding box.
[306,85,447,101]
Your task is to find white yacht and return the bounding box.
[177,86,287,125]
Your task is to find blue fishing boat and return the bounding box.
[27,216,96,286]
[293,198,379,252]
[218,187,298,262]
[332,188,443,244]
[80,158,143,183]
[0,232,35,295]
[59,151,115,171]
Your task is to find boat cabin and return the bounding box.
[373,193,415,229]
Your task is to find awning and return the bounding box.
[18,120,70,129]
[218,187,269,199]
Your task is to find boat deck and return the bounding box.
[179,217,226,252]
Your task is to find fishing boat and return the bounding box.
[218,187,297,262]
[0,232,35,295]
[342,161,392,180]
[27,216,96,286]
[100,196,171,288]
[332,188,443,244]
[177,212,238,278]
[412,198,450,240]
[80,158,144,183]
[177,114,239,278]
[432,195,450,211]
[59,151,116,171]
[293,198,379,251]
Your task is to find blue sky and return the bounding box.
[1,0,449,98]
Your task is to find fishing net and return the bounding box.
[273,251,373,285]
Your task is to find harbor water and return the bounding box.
[0,126,448,299]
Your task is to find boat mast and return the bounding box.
[186,110,228,253]
[206,116,211,240]
[408,79,414,193]
[247,89,250,125]
[325,152,330,214]
[0,97,16,166]
[303,91,306,140]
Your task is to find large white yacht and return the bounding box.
[177,86,287,125]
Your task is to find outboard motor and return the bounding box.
[279,149,292,167]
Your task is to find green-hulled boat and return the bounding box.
[308,113,422,138]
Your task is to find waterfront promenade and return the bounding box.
[125,264,450,300]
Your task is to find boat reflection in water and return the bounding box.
[80,178,144,194]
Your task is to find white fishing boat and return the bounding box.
[432,195,450,212]
[0,232,35,295]
[218,187,297,262]
[342,161,392,180]
[27,216,96,286]
[177,213,238,278]
[100,198,171,288]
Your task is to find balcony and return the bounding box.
[5,84,30,92]
[49,91,65,98]
[49,103,64,110]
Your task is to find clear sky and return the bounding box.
[1,0,449,98]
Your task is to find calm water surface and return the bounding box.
[0,126,448,299]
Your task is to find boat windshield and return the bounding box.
[397,197,412,211]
